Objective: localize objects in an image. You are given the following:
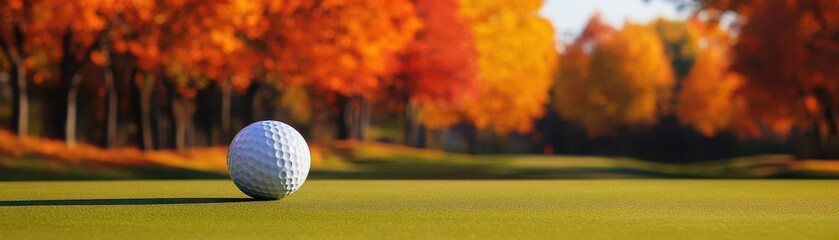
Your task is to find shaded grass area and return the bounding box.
[0,157,227,180]
[1,180,837,239]
[321,142,839,179]
[2,140,839,180]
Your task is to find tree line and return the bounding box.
[0,0,837,158]
[0,0,555,151]
[552,0,838,158]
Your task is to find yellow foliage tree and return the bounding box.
[439,0,557,134]
[555,21,675,136]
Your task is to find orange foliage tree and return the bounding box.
[108,0,206,150]
[107,0,166,150]
[0,0,105,138]
[88,0,156,148]
[96,0,209,149]
[45,1,112,146]
[106,0,276,149]
[675,18,747,136]
[555,17,675,136]
[263,0,421,140]
[0,0,115,144]
[162,0,269,147]
[553,14,613,135]
[0,0,39,136]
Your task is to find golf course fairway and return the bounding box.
[1,180,837,239]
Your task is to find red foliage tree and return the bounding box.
[399,0,479,146]
[697,0,839,156]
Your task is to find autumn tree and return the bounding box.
[555,18,675,136]
[163,0,270,147]
[84,0,156,148]
[0,0,112,145]
[649,18,699,88]
[0,0,40,136]
[103,0,201,150]
[553,14,612,135]
[100,0,269,149]
[108,0,202,150]
[263,0,421,140]
[675,18,749,136]
[446,0,557,142]
[46,1,114,146]
[693,0,839,157]
[399,0,479,147]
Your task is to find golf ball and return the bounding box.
[227,120,311,200]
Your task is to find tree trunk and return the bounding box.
[139,74,155,150]
[170,86,195,151]
[464,124,479,154]
[57,30,96,143]
[158,78,175,149]
[220,78,232,142]
[2,25,29,136]
[812,87,838,158]
[405,100,426,147]
[173,97,187,151]
[168,83,187,151]
[436,128,450,150]
[351,97,362,140]
[10,63,28,136]
[103,48,118,148]
[334,95,367,140]
[250,83,268,122]
[335,94,351,140]
[65,73,82,147]
[809,122,825,158]
[55,29,104,143]
[357,96,368,140]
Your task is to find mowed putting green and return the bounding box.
[1,180,838,239]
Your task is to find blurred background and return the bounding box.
[1,0,838,180]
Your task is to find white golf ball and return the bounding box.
[227,120,311,200]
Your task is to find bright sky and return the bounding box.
[539,0,687,45]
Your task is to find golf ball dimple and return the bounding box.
[227,120,311,200]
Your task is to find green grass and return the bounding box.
[1,180,838,239]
